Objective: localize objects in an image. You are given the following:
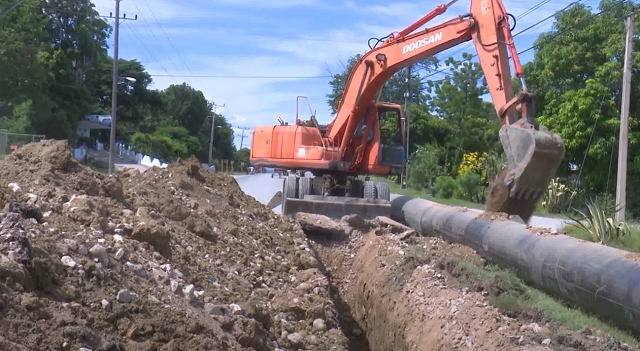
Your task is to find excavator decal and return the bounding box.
[402,32,443,53]
[250,0,566,223]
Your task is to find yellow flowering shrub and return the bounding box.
[458,152,485,176]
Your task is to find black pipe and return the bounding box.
[390,195,640,334]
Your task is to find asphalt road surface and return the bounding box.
[233,173,570,229]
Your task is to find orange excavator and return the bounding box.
[251,0,565,222]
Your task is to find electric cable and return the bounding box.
[422,0,626,83]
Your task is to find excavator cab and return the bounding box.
[349,102,407,175]
[376,103,407,173]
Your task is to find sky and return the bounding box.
[89,0,603,149]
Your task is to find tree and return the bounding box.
[0,1,250,172]
[325,54,437,114]
[523,0,639,197]
[40,0,112,138]
[0,0,54,134]
[424,53,500,175]
[87,57,159,132]
[161,83,211,136]
[235,148,250,167]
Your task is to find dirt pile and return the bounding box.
[299,213,638,351]
[0,140,350,350]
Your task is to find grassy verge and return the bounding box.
[371,176,569,219]
[83,159,120,174]
[412,244,639,345]
[562,224,640,252]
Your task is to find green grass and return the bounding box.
[562,224,640,252]
[371,176,569,218]
[445,255,639,345]
[83,159,120,174]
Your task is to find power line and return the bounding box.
[423,0,557,73]
[103,0,176,82]
[140,0,193,75]
[421,0,619,84]
[128,0,182,75]
[119,19,177,82]
[149,74,333,79]
[517,0,630,56]
[0,0,27,18]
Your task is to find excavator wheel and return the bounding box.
[485,121,566,223]
[376,182,390,201]
[364,180,377,199]
[282,175,298,214]
[299,177,311,199]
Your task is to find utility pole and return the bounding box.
[236,126,251,149]
[615,7,634,222]
[402,65,412,189]
[208,102,225,165]
[107,2,137,174]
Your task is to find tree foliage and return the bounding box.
[325,54,437,114]
[0,0,237,163]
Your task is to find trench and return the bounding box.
[298,215,640,351]
[306,228,446,351]
[306,230,372,351]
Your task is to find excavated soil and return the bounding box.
[475,211,562,236]
[298,213,639,351]
[485,169,537,223]
[0,140,351,350]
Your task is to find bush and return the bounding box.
[433,176,456,198]
[454,172,483,203]
[568,198,629,244]
[541,178,578,214]
[408,144,445,190]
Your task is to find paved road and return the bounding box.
[233,173,570,229]
[234,173,285,214]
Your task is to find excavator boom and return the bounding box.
[255,0,565,223]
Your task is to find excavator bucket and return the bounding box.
[266,176,392,220]
[485,120,566,223]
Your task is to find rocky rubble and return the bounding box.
[0,140,349,350]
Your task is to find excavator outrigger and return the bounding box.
[251,0,565,222]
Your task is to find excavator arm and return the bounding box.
[326,0,566,222]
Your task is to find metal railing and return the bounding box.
[0,129,46,157]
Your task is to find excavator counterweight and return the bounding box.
[252,0,566,223]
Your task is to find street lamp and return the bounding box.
[108,74,136,174]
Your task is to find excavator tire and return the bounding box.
[376,182,390,201]
[282,175,297,214]
[364,180,377,199]
[299,177,311,198]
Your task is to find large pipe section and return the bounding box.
[390,195,640,334]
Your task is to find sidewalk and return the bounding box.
[86,149,150,173]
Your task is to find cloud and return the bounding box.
[143,54,326,126]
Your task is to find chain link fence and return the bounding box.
[0,129,45,159]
